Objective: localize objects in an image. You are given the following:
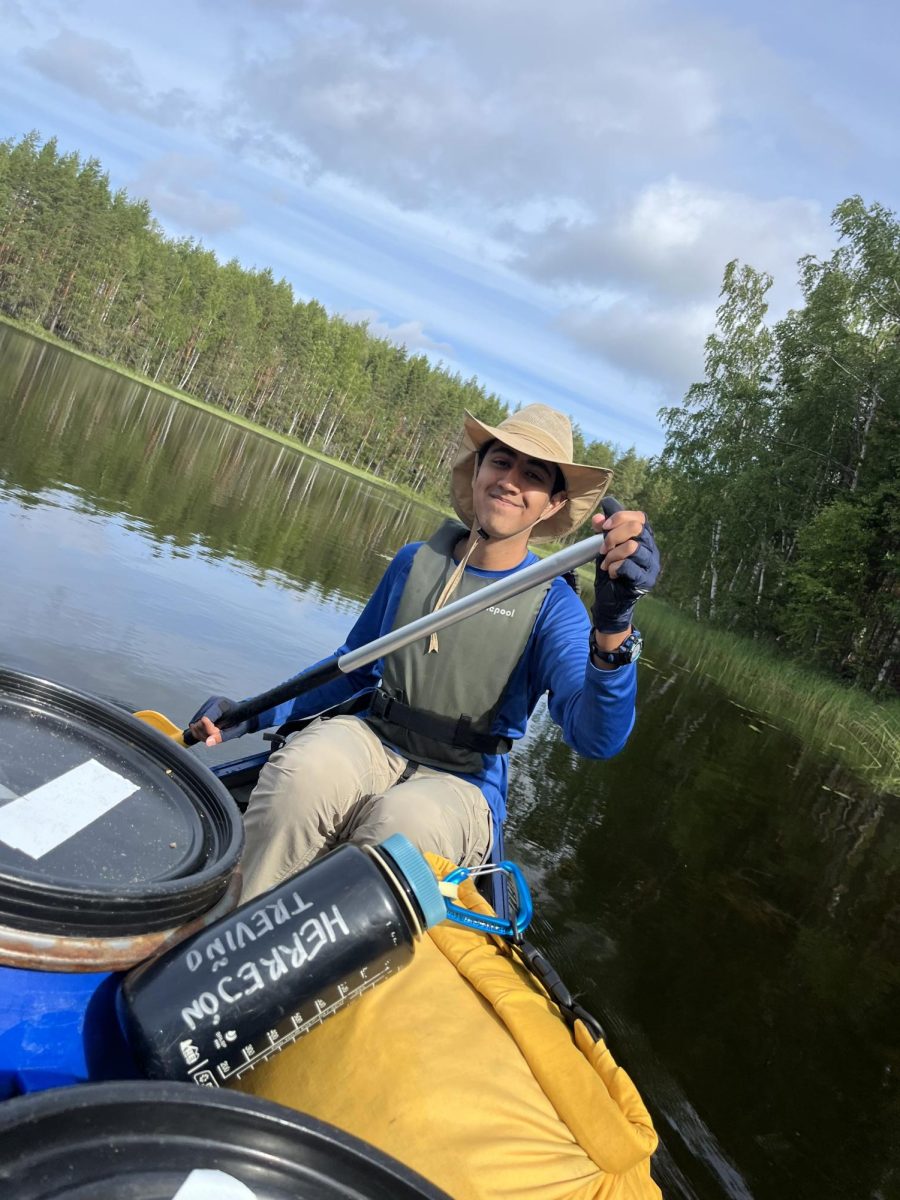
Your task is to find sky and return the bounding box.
[1,0,898,455]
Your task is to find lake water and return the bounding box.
[0,323,896,1200]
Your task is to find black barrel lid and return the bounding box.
[0,669,243,936]
[0,1081,449,1199]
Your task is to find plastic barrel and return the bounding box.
[0,1080,450,1199]
[0,669,244,1095]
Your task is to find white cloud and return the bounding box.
[514,178,832,384]
[514,178,832,301]
[131,155,244,235]
[343,308,453,357]
[222,0,852,220]
[209,0,845,397]
[557,298,713,391]
[1,0,33,31]
[225,1,732,211]
[23,30,198,126]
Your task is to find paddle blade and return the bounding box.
[133,709,188,746]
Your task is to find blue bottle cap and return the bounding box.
[377,834,446,931]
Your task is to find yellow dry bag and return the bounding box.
[235,855,661,1200]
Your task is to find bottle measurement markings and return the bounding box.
[204,963,395,1084]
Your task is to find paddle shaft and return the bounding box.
[185,532,608,744]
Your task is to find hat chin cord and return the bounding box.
[427,524,488,653]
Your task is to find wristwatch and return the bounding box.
[590,628,643,668]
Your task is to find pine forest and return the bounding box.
[0,134,896,694]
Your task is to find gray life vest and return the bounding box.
[364,519,551,774]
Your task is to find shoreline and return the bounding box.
[0,312,446,515]
[3,312,897,792]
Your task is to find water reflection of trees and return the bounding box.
[5,324,898,1199]
[507,671,899,1200]
[0,330,438,606]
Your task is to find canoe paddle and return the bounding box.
[137,517,619,747]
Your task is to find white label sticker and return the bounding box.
[172,1169,257,1200]
[0,758,140,859]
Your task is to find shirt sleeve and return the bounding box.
[529,579,637,759]
[249,544,419,731]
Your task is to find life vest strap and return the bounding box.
[369,686,513,758]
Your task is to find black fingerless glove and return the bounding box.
[188,695,255,743]
[591,500,660,633]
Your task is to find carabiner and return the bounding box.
[440,861,534,940]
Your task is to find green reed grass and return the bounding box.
[6,314,896,789]
[635,595,900,794]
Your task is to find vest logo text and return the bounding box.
[487,606,516,618]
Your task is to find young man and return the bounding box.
[190,404,659,899]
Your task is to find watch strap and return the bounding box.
[590,628,642,667]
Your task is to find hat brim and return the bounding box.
[451,412,613,541]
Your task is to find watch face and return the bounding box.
[590,629,643,666]
[627,632,643,662]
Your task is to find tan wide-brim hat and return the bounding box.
[451,404,613,542]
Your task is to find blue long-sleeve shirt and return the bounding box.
[253,541,637,825]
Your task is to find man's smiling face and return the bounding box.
[472,441,567,542]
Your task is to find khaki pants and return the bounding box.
[240,715,493,900]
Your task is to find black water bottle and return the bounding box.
[118,834,446,1086]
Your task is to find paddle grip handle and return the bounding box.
[182,658,347,743]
